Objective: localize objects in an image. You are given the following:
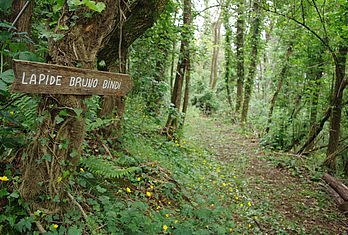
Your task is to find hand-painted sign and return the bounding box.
[12,60,133,96]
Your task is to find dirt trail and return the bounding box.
[188,116,348,234]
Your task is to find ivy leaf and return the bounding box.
[0,80,8,91]
[85,1,106,13]
[0,69,14,83]
[0,0,13,12]
[14,217,33,233]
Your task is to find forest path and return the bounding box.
[184,113,348,234]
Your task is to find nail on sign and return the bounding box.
[12,60,133,96]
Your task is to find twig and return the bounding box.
[67,192,88,220]
[28,211,47,233]
[95,133,114,158]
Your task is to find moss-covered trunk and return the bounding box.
[19,1,118,212]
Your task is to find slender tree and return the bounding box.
[234,0,245,117]
[241,0,262,123]
[165,0,192,135]
[209,12,222,89]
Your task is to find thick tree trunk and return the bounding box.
[265,45,293,133]
[19,1,118,212]
[234,0,245,117]
[325,46,348,171]
[241,0,261,124]
[97,0,168,136]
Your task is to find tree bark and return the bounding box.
[323,173,348,201]
[241,0,261,124]
[165,0,192,134]
[325,46,348,171]
[182,56,191,122]
[19,1,119,212]
[222,5,233,112]
[209,15,222,89]
[234,0,245,117]
[97,0,169,137]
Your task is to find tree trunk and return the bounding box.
[165,0,192,134]
[97,0,169,136]
[265,45,293,133]
[323,173,348,201]
[222,5,233,112]
[19,1,119,212]
[241,0,261,124]
[234,0,245,117]
[182,56,191,123]
[325,46,348,171]
[209,16,222,89]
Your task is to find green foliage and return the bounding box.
[80,155,140,179]
[191,87,219,115]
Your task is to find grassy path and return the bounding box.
[183,113,348,234]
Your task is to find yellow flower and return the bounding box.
[146,191,151,197]
[53,224,59,229]
[0,176,9,181]
[240,203,244,207]
[165,214,169,217]
[57,177,62,182]
[235,196,239,200]
[168,201,171,205]
[233,176,237,178]
[163,225,168,230]
[229,228,233,231]
[220,175,225,178]
[205,225,209,228]
[150,185,154,189]
[137,177,141,181]
[174,220,179,224]
[156,206,161,209]
[126,187,131,193]
[216,168,221,173]
[9,111,14,114]
[80,168,84,172]
[248,202,252,206]
[248,224,251,228]
[222,183,227,186]
[213,181,217,184]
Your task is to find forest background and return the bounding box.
[0,0,347,234]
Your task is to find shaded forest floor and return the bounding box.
[183,112,348,234]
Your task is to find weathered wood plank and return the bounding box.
[12,60,133,96]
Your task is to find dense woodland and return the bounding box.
[0,0,348,234]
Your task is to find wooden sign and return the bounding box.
[12,60,133,96]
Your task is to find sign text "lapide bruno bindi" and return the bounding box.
[12,60,133,96]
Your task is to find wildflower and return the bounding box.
[220,175,225,178]
[229,228,233,232]
[156,206,161,209]
[165,214,169,217]
[163,225,168,230]
[233,176,237,178]
[235,196,239,200]
[53,224,59,229]
[216,168,221,173]
[9,111,14,114]
[248,202,252,207]
[205,225,209,228]
[248,224,251,228]
[80,168,85,172]
[126,187,131,193]
[146,191,151,197]
[240,203,243,207]
[0,176,9,181]
[137,177,141,181]
[168,201,171,205]
[174,220,179,224]
[57,177,62,182]
[222,183,227,186]
[150,185,154,189]
[213,181,217,184]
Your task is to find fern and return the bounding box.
[80,155,140,179]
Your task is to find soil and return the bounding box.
[189,116,348,234]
